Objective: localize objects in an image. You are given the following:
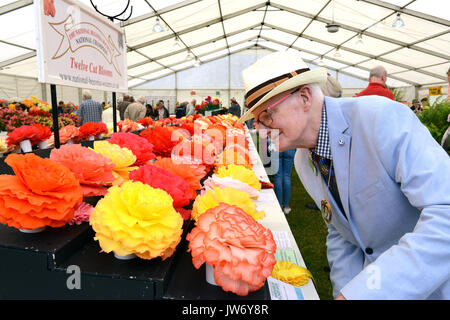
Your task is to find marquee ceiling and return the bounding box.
[0,0,449,89]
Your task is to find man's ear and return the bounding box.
[297,85,313,112]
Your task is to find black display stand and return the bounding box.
[0,145,271,300]
[163,224,270,300]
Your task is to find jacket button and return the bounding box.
[365,247,373,255]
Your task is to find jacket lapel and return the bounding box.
[324,97,352,220]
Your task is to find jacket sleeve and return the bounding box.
[340,103,450,299]
[327,223,365,298]
[124,106,130,120]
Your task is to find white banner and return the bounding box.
[35,0,128,93]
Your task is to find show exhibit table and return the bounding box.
[245,129,320,301]
[0,130,319,300]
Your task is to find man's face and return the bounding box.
[254,86,314,151]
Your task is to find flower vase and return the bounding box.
[20,139,32,153]
[66,139,73,145]
[38,140,48,149]
[19,226,46,233]
[88,135,95,141]
[96,134,103,140]
[205,263,217,286]
[113,252,137,260]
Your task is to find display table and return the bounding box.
[245,130,320,300]
[0,128,319,300]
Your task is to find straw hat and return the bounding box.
[238,51,327,123]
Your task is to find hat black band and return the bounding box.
[244,67,310,108]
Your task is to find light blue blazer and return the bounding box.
[294,96,450,299]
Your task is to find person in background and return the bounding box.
[58,101,65,114]
[118,94,130,121]
[441,114,450,156]
[77,90,103,125]
[176,102,187,118]
[186,99,196,116]
[410,98,422,113]
[272,147,297,214]
[154,100,169,120]
[145,104,154,118]
[421,97,430,109]
[124,96,147,122]
[322,74,343,98]
[228,97,241,117]
[356,66,394,100]
[102,101,120,126]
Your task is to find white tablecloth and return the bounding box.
[246,128,320,300]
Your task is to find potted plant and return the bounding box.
[417,96,450,143]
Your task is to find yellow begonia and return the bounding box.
[92,141,137,185]
[215,164,261,191]
[192,187,265,221]
[90,181,183,260]
[271,261,313,287]
[0,138,8,154]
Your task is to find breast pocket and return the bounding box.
[355,180,384,203]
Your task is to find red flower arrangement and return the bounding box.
[69,202,95,225]
[50,144,115,197]
[28,107,51,117]
[79,122,108,139]
[129,164,196,218]
[153,157,207,195]
[172,134,217,168]
[205,123,228,148]
[44,0,55,17]
[139,126,180,158]
[30,123,52,145]
[107,132,156,166]
[137,117,153,128]
[118,119,140,132]
[187,203,277,296]
[6,125,41,147]
[0,153,83,230]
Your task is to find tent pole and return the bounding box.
[112,92,117,133]
[50,84,60,148]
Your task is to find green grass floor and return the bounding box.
[286,170,334,300]
[268,169,334,300]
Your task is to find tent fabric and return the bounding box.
[0,0,448,90]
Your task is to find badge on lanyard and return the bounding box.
[321,199,332,223]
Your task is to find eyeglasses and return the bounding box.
[256,87,300,127]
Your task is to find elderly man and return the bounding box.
[238,51,450,300]
[118,94,131,120]
[124,96,147,122]
[186,99,196,116]
[356,66,394,100]
[77,90,103,125]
